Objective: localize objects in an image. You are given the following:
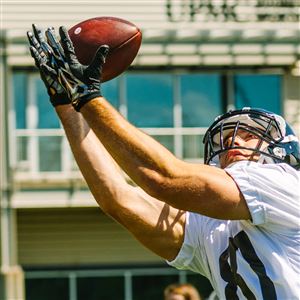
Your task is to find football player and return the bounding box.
[27,25,300,299]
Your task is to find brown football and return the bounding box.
[68,17,142,82]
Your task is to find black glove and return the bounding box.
[45,26,109,111]
[27,24,70,107]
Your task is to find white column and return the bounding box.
[0,33,25,300]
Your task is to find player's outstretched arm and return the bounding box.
[48,26,250,221]
[55,104,186,261]
[80,98,250,221]
[27,24,185,261]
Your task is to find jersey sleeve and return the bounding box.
[166,212,209,276]
[167,212,229,279]
[225,162,300,229]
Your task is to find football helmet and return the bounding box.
[203,107,300,169]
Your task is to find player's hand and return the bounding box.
[46,26,109,111]
[27,24,70,107]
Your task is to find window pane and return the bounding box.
[181,74,222,127]
[183,135,204,159]
[39,136,62,171]
[77,277,124,300]
[132,275,178,300]
[35,77,60,129]
[17,136,28,162]
[102,77,119,108]
[127,74,173,127]
[234,74,282,114]
[25,278,68,300]
[16,136,29,171]
[13,72,27,129]
[187,274,213,299]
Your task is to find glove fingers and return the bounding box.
[27,26,70,106]
[27,31,37,48]
[27,29,46,57]
[29,46,46,67]
[31,24,52,56]
[89,45,110,73]
[45,27,65,61]
[29,46,40,66]
[32,24,45,45]
[59,26,80,66]
[49,27,64,54]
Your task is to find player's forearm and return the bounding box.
[80,97,182,197]
[55,104,128,212]
[78,98,249,220]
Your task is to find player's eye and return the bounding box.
[244,132,257,141]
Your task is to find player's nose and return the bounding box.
[227,135,245,147]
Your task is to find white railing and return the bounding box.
[13,127,207,182]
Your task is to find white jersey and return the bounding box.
[167,161,300,300]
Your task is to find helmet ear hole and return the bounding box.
[272,146,286,159]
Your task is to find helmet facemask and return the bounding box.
[203,108,300,169]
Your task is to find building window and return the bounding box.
[234,74,282,114]
[181,74,222,127]
[35,76,60,129]
[25,267,213,300]
[132,274,178,300]
[126,74,174,128]
[25,278,69,300]
[102,77,120,109]
[77,276,124,300]
[13,71,282,176]
[38,136,63,172]
[14,73,27,129]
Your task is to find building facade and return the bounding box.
[1,1,300,299]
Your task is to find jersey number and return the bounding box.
[219,230,277,300]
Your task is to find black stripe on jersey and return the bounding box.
[219,230,277,300]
